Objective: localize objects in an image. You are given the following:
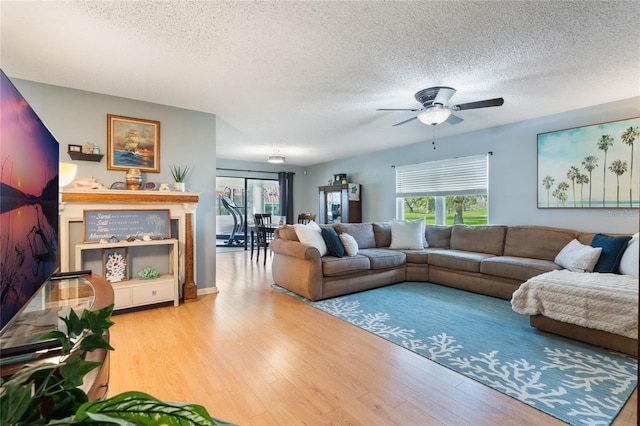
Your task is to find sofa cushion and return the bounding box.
[428,250,496,273]
[400,248,445,264]
[390,219,427,249]
[358,248,406,270]
[591,233,633,273]
[555,239,602,272]
[321,227,345,258]
[322,255,371,276]
[619,233,639,277]
[373,222,392,247]
[294,222,328,256]
[481,256,562,282]
[276,224,299,241]
[450,225,507,255]
[339,232,359,256]
[503,225,578,261]
[425,224,451,248]
[334,223,376,248]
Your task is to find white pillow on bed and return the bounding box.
[618,232,639,278]
[294,221,328,256]
[555,239,602,273]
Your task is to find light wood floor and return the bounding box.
[109,249,637,425]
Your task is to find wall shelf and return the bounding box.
[68,151,104,162]
[75,239,179,310]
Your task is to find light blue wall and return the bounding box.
[11,78,218,290]
[9,75,639,294]
[303,97,640,234]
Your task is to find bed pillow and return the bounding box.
[339,232,359,256]
[294,222,328,256]
[591,233,632,273]
[618,232,639,278]
[321,227,345,258]
[554,239,602,273]
[390,219,427,249]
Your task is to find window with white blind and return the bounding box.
[395,154,489,225]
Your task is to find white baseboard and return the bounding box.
[197,286,219,296]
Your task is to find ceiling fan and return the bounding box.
[377,86,504,127]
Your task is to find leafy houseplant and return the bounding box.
[0,304,234,425]
[169,165,190,183]
[169,165,190,192]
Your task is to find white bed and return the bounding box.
[511,269,638,340]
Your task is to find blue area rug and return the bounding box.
[275,282,637,425]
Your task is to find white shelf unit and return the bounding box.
[75,239,179,310]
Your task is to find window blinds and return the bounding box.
[395,154,488,197]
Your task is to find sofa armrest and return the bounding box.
[270,238,324,300]
[270,238,322,261]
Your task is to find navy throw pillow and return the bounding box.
[321,227,345,258]
[590,233,632,273]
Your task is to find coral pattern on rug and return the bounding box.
[303,283,637,426]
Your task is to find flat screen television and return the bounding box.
[0,69,60,335]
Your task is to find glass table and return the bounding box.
[0,274,114,400]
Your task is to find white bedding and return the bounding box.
[511,269,639,339]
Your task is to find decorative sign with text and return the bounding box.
[83,209,171,242]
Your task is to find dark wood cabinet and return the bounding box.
[318,184,361,224]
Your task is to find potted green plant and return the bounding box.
[0,304,234,425]
[169,165,190,192]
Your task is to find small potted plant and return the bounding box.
[169,164,190,192]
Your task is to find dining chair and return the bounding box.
[297,213,316,224]
[253,214,274,265]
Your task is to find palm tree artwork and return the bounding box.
[621,126,639,207]
[596,134,614,206]
[542,176,555,207]
[576,173,589,208]
[538,117,639,208]
[581,155,598,207]
[608,159,628,207]
[553,181,570,207]
[566,166,579,207]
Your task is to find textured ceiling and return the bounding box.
[1,1,639,166]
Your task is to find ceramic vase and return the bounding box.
[174,182,186,192]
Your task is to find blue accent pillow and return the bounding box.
[590,233,632,273]
[321,227,345,258]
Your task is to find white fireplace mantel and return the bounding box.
[60,189,202,299]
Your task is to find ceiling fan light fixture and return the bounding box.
[417,105,451,125]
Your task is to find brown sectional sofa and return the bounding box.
[270,222,637,355]
[271,222,574,301]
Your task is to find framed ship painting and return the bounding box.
[107,114,160,172]
[537,117,640,209]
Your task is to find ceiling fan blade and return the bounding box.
[392,116,418,127]
[451,98,504,111]
[446,114,464,125]
[414,86,456,107]
[377,108,420,111]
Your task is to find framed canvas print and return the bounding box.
[107,114,160,172]
[537,117,640,209]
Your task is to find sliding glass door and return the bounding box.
[216,176,279,248]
